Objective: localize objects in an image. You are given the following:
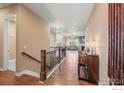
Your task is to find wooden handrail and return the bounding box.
[46,47,66,54]
[22,47,66,81]
[22,52,40,63]
[22,52,51,69]
[46,50,58,54]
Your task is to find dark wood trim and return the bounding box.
[78,55,99,85]
[46,50,58,54]
[22,52,51,71]
[40,50,46,81]
[22,47,66,81]
[22,52,40,63]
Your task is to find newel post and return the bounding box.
[40,50,46,81]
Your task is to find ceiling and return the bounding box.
[0,3,95,37]
[24,3,95,37]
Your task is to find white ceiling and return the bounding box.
[24,3,95,36]
[0,3,95,37]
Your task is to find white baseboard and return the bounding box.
[99,78,109,85]
[14,58,66,79]
[38,81,45,84]
[16,70,40,78]
[46,57,66,78]
[0,68,5,71]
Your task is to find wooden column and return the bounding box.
[40,50,46,81]
[108,3,124,85]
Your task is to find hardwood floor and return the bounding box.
[0,51,95,85]
[0,71,40,85]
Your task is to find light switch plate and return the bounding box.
[23,45,26,49]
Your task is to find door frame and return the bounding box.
[3,14,16,72]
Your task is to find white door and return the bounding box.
[3,14,16,72]
[8,59,16,72]
[3,17,9,71]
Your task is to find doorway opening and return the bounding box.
[3,14,16,72]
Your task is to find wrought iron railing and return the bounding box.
[40,47,66,81]
[21,47,66,81]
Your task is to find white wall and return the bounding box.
[85,4,109,85]
[56,33,63,46]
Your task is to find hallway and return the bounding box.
[0,51,95,85]
[45,51,95,85]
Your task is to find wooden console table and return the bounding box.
[78,55,99,84]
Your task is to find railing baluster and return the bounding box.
[40,47,66,81]
[59,47,61,62]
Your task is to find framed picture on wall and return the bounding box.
[79,36,85,44]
